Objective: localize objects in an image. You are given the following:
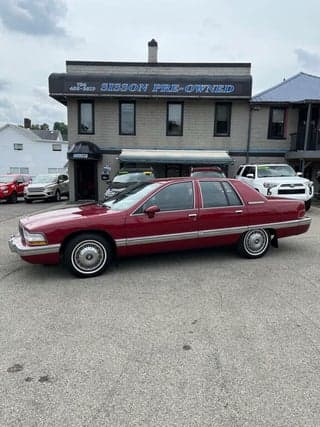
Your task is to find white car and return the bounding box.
[236,164,313,210]
[24,173,69,203]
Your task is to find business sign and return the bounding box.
[69,81,236,95]
[50,73,252,98]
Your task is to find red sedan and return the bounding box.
[8,177,311,277]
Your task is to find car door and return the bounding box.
[16,176,25,196]
[239,166,256,188]
[58,175,68,194]
[197,180,249,247]
[124,181,199,256]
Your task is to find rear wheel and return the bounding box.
[63,233,113,277]
[55,190,61,202]
[8,192,17,203]
[237,229,270,259]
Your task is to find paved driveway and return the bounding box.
[1,201,320,426]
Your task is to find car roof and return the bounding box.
[191,166,223,171]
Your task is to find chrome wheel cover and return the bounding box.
[243,229,269,256]
[71,239,107,275]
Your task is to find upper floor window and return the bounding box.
[167,102,183,136]
[48,168,65,173]
[52,143,62,151]
[78,101,94,134]
[214,103,232,136]
[14,143,23,150]
[268,107,286,139]
[119,102,135,135]
[10,167,29,174]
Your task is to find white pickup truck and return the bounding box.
[236,163,314,210]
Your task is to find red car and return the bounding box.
[190,166,226,178]
[0,174,31,203]
[9,177,311,278]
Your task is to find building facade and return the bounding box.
[0,122,68,176]
[49,40,252,201]
[249,72,320,193]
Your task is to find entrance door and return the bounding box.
[74,160,98,201]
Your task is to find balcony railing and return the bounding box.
[290,130,320,151]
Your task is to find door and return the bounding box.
[197,180,248,247]
[124,181,199,255]
[74,160,97,200]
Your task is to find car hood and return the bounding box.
[258,176,311,184]
[20,203,118,231]
[27,182,54,188]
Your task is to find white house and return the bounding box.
[0,124,68,176]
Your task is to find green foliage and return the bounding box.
[53,122,68,140]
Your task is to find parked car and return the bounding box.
[190,166,226,178]
[9,177,311,278]
[104,168,155,200]
[24,173,69,203]
[236,164,314,210]
[0,174,31,203]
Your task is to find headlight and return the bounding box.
[263,183,277,189]
[23,229,48,246]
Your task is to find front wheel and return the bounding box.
[305,199,311,211]
[63,233,113,277]
[237,228,270,259]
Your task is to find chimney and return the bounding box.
[24,118,31,128]
[148,39,158,63]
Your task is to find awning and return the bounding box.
[119,149,233,165]
[68,141,102,160]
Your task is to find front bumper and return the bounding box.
[8,235,61,256]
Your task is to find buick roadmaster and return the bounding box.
[9,177,311,278]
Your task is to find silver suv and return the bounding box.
[24,173,69,203]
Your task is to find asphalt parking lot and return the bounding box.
[1,199,320,426]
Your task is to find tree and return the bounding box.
[31,123,49,130]
[53,122,68,140]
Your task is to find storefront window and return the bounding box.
[268,107,286,139]
[167,103,183,136]
[119,102,136,135]
[78,101,94,134]
[214,103,231,136]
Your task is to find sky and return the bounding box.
[0,0,319,129]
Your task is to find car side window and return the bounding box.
[242,166,255,178]
[221,182,243,206]
[200,181,242,208]
[141,182,194,212]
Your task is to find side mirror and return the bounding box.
[144,205,160,218]
[296,172,303,177]
[246,173,254,179]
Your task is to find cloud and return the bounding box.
[295,48,320,71]
[0,79,10,90]
[0,0,68,37]
[0,97,21,123]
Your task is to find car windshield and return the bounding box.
[32,174,58,184]
[0,175,14,183]
[103,182,161,211]
[257,165,296,178]
[113,172,154,184]
[191,171,225,178]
